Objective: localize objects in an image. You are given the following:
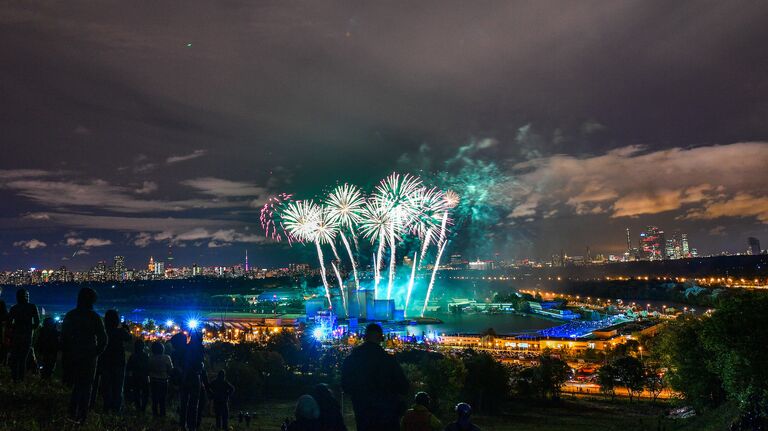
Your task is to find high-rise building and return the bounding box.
[625,227,632,254]
[639,226,665,261]
[664,230,687,260]
[245,249,249,272]
[113,256,126,280]
[748,237,761,255]
[148,256,155,272]
[681,233,690,257]
[154,261,165,276]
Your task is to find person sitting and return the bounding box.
[444,403,481,431]
[401,392,442,431]
[311,383,347,431]
[285,394,321,431]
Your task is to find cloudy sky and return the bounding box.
[1,1,767,270]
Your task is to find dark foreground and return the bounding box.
[0,368,739,431]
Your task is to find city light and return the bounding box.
[165,319,175,328]
[186,318,200,330]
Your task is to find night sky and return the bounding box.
[1,1,767,270]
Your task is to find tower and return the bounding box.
[245,249,250,272]
[625,227,632,254]
[148,256,155,272]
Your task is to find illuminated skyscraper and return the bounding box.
[113,256,125,280]
[748,237,761,255]
[245,249,249,272]
[148,256,155,272]
[639,226,665,261]
[681,233,690,257]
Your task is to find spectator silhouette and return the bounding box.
[36,316,60,379]
[98,309,132,412]
[209,369,235,430]
[401,392,442,431]
[126,339,150,413]
[444,403,481,431]
[285,394,321,431]
[342,323,409,431]
[62,287,107,424]
[148,341,173,417]
[0,287,8,366]
[311,383,347,431]
[8,288,41,382]
[169,331,188,423]
[181,331,206,430]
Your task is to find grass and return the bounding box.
[0,367,740,431]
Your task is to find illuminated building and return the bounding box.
[113,256,125,280]
[639,226,665,261]
[748,237,761,255]
[148,256,155,272]
[154,261,164,276]
[244,249,249,272]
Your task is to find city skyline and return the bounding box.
[2,1,767,269]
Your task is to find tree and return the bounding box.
[597,364,617,400]
[656,315,725,409]
[612,356,645,402]
[462,352,510,413]
[534,353,570,401]
[644,364,665,403]
[422,355,467,412]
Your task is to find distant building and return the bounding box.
[748,237,761,255]
[154,261,165,276]
[468,259,494,270]
[639,226,665,261]
[148,256,155,272]
[113,256,125,280]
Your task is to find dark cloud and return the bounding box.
[1,1,767,268]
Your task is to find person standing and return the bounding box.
[341,323,409,431]
[148,341,174,417]
[98,310,132,412]
[209,369,235,430]
[126,339,150,413]
[0,287,8,366]
[36,316,60,379]
[8,288,41,382]
[62,288,108,424]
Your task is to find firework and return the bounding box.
[325,184,364,289]
[260,193,295,243]
[266,172,458,317]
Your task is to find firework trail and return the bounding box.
[404,252,418,318]
[373,173,422,300]
[359,199,392,298]
[268,174,458,316]
[260,193,296,244]
[282,200,335,309]
[331,261,347,316]
[422,241,447,317]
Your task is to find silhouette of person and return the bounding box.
[209,369,235,430]
[98,310,131,412]
[181,331,205,431]
[311,383,347,431]
[0,287,8,366]
[62,287,107,424]
[342,323,409,431]
[444,403,481,431]
[401,392,442,431]
[169,332,188,423]
[286,394,321,431]
[8,288,41,382]
[148,341,173,417]
[36,316,60,379]
[126,339,150,413]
